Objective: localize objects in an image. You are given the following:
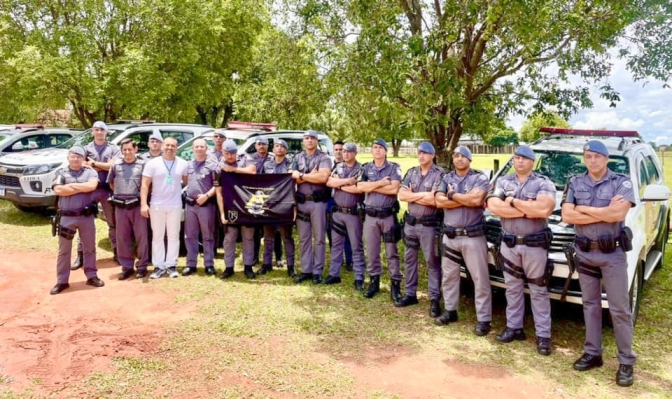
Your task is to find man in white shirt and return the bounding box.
[140,137,188,279]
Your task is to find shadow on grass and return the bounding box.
[0,201,52,226]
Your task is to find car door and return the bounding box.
[48,133,74,148]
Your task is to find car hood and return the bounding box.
[0,148,69,166]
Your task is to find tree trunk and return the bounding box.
[431,116,463,164]
[391,138,401,157]
[220,99,234,127]
[195,105,208,125]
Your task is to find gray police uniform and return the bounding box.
[82,141,121,252]
[328,161,365,280]
[563,170,636,365]
[401,164,444,299]
[261,157,295,267]
[359,160,403,280]
[221,156,256,270]
[439,169,492,321]
[139,151,162,161]
[291,150,333,276]
[54,167,100,283]
[206,148,223,163]
[496,173,555,338]
[184,158,219,270]
[107,158,148,273]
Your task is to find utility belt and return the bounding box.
[574,227,632,253]
[365,206,395,218]
[331,205,359,215]
[501,228,552,250]
[404,212,440,227]
[184,195,215,207]
[109,196,140,209]
[296,188,331,204]
[442,222,485,239]
[58,204,98,217]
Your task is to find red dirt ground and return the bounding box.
[0,251,557,398]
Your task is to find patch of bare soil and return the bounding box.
[0,251,193,395]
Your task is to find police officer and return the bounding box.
[139,132,163,160]
[182,138,219,276]
[435,146,492,335]
[397,142,444,311]
[107,138,149,280]
[357,139,403,301]
[71,121,121,269]
[290,130,333,284]
[249,137,274,266]
[258,139,296,276]
[325,143,365,287]
[207,130,226,163]
[561,140,636,387]
[486,145,556,355]
[327,140,354,271]
[215,139,257,279]
[50,146,104,294]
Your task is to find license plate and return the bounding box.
[0,187,4,196]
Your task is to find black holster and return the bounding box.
[58,225,76,240]
[403,234,420,250]
[331,219,347,237]
[620,227,633,252]
[51,213,61,237]
[597,234,617,254]
[297,210,311,222]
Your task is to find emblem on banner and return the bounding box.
[228,210,238,222]
[246,190,270,215]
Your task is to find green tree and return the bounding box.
[486,128,519,147]
[519,111,571,143]
[0,0,264,127]
[282,0,672,162]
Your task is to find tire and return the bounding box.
[629,262,644,325]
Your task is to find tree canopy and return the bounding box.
[519,111,571,143]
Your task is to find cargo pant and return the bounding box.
[263,225,295,267]
[57,215,98,284]
[223,225,255,269]
[115,206,149,272]
[441,235,492,322]
[328,212,365,280]
[185,203,216,268]
[296,200,328,275]
[363,215,401,280]
[78,188,115,252]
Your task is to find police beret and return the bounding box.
[343,143,357,152]
[418,141,436,155]
[373,138,388,151]
[255,136,269,145]
[453,146,472,161]
[223,139,238,154]
[303,130,319,139]
[275,139,288,149]
[92,121,108,131]
[69,146,86,158]
[515,145,536,160]
[583,140,609,157]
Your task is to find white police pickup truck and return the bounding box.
[482,128,670,322]
[0,123,213,212]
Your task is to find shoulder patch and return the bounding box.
[622,181,632,189]
[478,174,487,180]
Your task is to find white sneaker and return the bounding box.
[167,267,179,278]
[150,268,166,279]
[276,260,286,268]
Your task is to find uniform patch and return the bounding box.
[479,174,487,180]
[583,144,590,151]
[623,181,632,189]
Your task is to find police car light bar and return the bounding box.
[15,124,45,129]
[226,121,277,131]
[539,127,640,137]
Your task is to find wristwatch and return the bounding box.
[510,198,515,207]
[447,191,455,200]
[91,161,96,167]
[299,172,304,181]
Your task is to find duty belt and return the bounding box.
[109,197,140,209]
[501,228,552,249]
[442,223,484,238]
[333,205,358,215]
[59,206,96,217]
[404,212,440,227]
[364,206,394,218]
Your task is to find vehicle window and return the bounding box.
[125,131,153,153]
[176,137,215,161]
[285,138,304,155]
[49,134,73,147]
[6,134,46,151]
[319,138,334,155]
[638,160,648,187]
[644,156,660,184]
[497,151,629,189]
[160,130,193,147]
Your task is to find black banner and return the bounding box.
[220,173,295,225]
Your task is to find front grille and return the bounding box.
[0,175,20,187]
[550,231,575,252]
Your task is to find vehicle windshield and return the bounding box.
[177,136,245,161]
[55,128,123,149]
[0,132,16,145]
[498,150,630,189]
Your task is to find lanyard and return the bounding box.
[163,159,175,184]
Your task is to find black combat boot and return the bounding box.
[70,251,83,271]
[257,264,273,275]
[390,279,402,304]
[287,264,296,277]
[363,275,380,299]
[354,279,364,291]
[243,265,256,279]
[113,248,119,264]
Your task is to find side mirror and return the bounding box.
[641,184,671,202]
[11,142,23,151]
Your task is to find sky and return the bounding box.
[507,56,672,146]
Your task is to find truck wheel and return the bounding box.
[654,213,669,270]
[629,262,644,325]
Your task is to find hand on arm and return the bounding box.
[561,203,602,225]
[511,194,555,218]
[575,195,631,223]
[487,196,525,218]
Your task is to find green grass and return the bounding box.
[1,152,671,398]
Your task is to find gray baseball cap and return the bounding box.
[343,143,357,152]
[223,139,238,154]
[69,146,86,158]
